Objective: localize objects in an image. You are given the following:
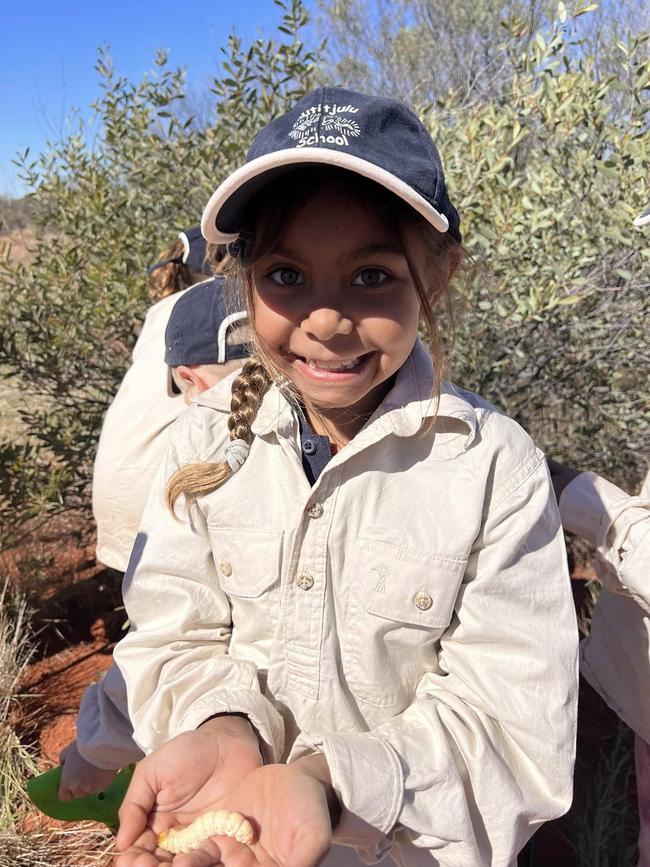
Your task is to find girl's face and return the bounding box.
[250,183,421,436]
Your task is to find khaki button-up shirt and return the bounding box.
[114,340,578,867]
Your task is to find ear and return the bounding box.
[175,365,212,405]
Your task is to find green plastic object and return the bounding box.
[27,763,135,829]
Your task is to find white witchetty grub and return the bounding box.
[158,809,254,855]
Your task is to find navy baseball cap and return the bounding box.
[201,86,461,244]
[164,277,249,396]
[148,226,210,275]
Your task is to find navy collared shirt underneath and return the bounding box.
[297,411,335,485]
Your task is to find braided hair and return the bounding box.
[166,358,271,513]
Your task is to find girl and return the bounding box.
[113,87,578,867]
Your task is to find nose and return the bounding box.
[302,305,354,341]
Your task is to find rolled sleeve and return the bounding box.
[296,456,579,866]
[113,412,285,763]
[559,471,650,611]
[76,664,144,769]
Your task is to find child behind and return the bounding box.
[92,228,226,576]
[58,279,249,800]
[114,88,578,867]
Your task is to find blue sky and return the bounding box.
[1,1,312,197]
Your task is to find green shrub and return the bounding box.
[0,0,319,546]
[0,1,647,546]
[432,9,650,488]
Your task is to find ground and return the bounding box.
[2,516,122,866]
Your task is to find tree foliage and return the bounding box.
[0,0,320,545]
[319,0,649,107]
[0,0,648,549]
[432,9,650,486]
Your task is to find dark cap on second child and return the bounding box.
[148,226,209,274]
[201,86,461,245]
[164,277,249,396]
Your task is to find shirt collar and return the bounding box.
[379,339,478,448]
[194,339,479,452]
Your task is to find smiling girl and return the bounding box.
[113,88,578,867]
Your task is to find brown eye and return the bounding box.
[268,267,304,286]
[353,268,389,287]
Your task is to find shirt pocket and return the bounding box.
[208,526,283,649]
[343,536,466,708]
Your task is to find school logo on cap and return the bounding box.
[289,102,361,149]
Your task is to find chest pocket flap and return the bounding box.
[209,527,283,598]
[350,536,466,628]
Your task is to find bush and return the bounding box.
[432,9,650,488]
[0,0,320,546]
[0,1,647,546]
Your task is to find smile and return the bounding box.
[290,352,373,379]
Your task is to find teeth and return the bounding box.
[307,357,361,371]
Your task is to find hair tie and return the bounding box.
[225,439,250,473]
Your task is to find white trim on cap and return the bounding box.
[201,148,450,244]
[217,311,248,362]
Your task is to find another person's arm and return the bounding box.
[549,460,650,612]
[59,664,143,799]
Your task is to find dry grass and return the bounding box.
[0,580,38,830]
[0,825,114,867]
[0,579,114,865]
[564,719,639,866]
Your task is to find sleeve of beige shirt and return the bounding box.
[75,663,144,769]
[295,453,579,865]
[112,409,285,764]
[559,470,650,613]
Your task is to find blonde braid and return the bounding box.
[166,359,272,514]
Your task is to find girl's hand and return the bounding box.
[115,755,336,867]
[59,740,118,799]
[217,757,335,867]
[115,714,264,866]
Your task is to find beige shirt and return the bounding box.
[114,340,578,867]
[559,469,650,741]
[92,288,195,571]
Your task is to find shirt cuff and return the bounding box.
[76,681,144,770]
[178,688,285,765]
[559,471,633,549]
[289,730,403,860]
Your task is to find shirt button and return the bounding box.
[296,573,315,591]
[302,439,317,455]
[219,561,233,577]
[307,502,324,519]
[413,590,433,611]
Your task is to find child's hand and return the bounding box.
[116,757,334,867]
[215,758,335,867]
[58,740,118,800]
[115,714,264,865]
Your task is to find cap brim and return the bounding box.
[201,148,450,244]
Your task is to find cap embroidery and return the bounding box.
[289,103,361,149]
